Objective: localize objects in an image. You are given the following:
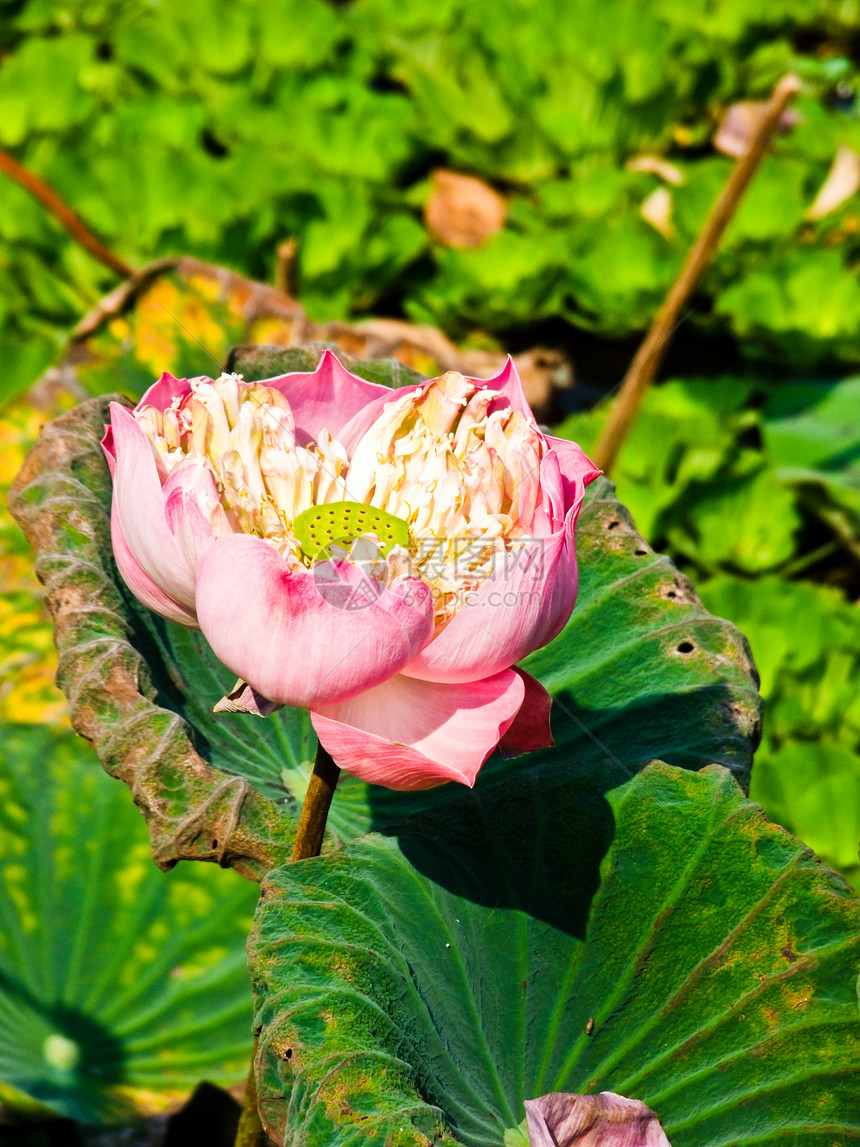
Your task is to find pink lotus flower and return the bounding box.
[102,352,599,790]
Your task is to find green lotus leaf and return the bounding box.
[0,723,258,1123]
[249,761,860,1147]
[8,347,760,874]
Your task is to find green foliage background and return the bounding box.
[4,0,860,400]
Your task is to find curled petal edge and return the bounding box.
[260,349,392,443]
[311,669,525,790]
[498,669,553,757]
[108,402,197,613]
[110,500,198,627]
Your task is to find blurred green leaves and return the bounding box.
[715,250,860,368]
[764,374,860,535]
[4,0,860,403]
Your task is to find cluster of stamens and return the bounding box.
[136,370,546,629]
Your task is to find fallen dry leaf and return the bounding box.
[626,155,685,186]
[639,186,675,240]
[806,145,860,219]
[524,1091,672,1147]
[424,168,507,248]
[713,100,800,158]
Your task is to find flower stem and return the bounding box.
[292,741,341,861]
[233,742,341,1146]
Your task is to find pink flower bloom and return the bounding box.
[102,352,599,790]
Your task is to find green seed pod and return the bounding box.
[294,501,410,561]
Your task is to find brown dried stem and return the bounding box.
[592,74,801,474]
[0,145,135,279]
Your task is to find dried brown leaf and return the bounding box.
[424,169,507,248]
[524,1091,672,1147]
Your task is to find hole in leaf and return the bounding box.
[677,642,694,654]
[607,520,620,530]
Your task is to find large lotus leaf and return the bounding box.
[9,350,760,874]
[0,723,258,1124]
[248,761,860,1147]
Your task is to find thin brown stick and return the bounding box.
[592,74,801,474]
[291,741,341,861]
[0,145,135,279]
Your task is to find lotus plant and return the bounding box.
[102,352,599,791]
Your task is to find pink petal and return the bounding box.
[472,355,539,425]
[137,370,193,413]
[498,669,553,757]
[194,534,435,708]
[109,497,198,627]
[101,429,117,476]
[530,450,565,535]
[336,380,425,457]
[545,434,603,506]
[263,350,392,443]
[524,1092,672,1147]
[162,459,226,577]
[103,374,193,461]
[109,402,197,611]
[400,435,599,683]
[311,669,525,789]
[402,522,576,684]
